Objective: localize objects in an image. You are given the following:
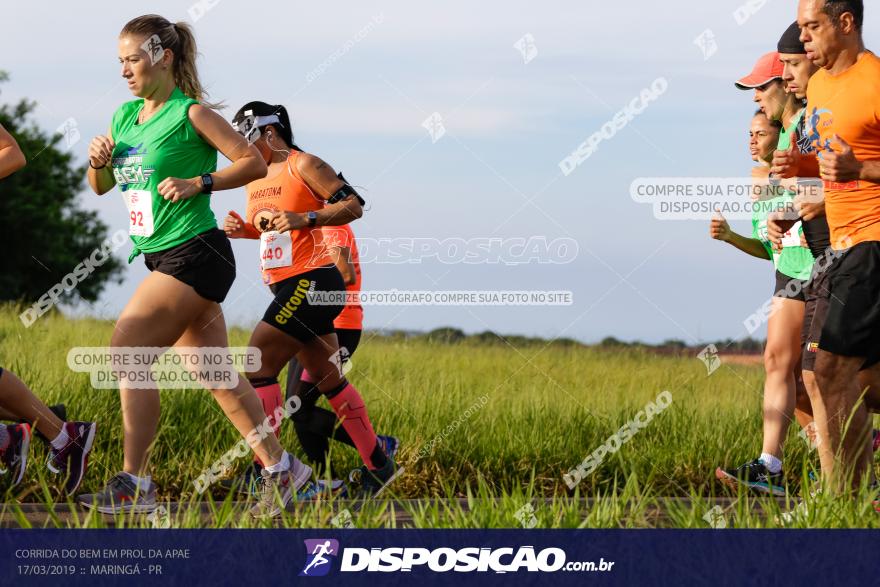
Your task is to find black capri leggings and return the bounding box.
[284,329,362,476]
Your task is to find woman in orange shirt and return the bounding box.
[225,102,400,500]
[283,223,399,497]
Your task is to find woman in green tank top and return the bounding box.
[79,14,315,517]
[710,109,815,496]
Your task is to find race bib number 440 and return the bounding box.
[125,189,155,237]
[260,231,293,270]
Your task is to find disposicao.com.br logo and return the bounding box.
[300,540,614,575]
[300,539,339,577]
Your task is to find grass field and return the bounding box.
[1,306,879,528]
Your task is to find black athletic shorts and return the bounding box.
[285,328,362,398]
[262,265,345,343]
[802,260,833,372]
[820,241,880,366]
[143,229,236,303]
[333,329,362,361]
[773,270,807,302]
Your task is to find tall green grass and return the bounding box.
[1,306,878,528]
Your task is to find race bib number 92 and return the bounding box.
[125,189,155,237]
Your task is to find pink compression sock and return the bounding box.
[253,382,283,468]
[254,383,283,435]
[300,369,315,384]
[327,383,381,468]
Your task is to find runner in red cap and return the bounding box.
[735,51,786,89]
[713,50,816,495]
[735,52,801,128]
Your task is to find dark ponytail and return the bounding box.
[232,101,298,149]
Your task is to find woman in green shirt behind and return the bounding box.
[710,110,815,496]
[78,14,314,518]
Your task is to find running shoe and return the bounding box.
[715,458,786,496]
[47,421,96,494]
[295,481,323,502]
[305,479,347,501]
[348,458,404,499]
[377,435,400,460]
[0,423,31,488]
[78,473,157,514]
[250,464,313,519]
[224,471,326,502]
[218,461,263,497]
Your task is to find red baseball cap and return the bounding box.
[734,52,784,90]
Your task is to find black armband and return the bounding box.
[328,172,365,205]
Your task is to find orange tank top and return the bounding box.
[321,224,363,331]
[806,52,880,248]
[245,152,333,284]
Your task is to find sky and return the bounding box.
[3,0,878,345]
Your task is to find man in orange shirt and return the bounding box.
[776,0,880,491]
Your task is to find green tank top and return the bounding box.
[777,108,804,153]
[110,87,218,262]
[751,192,814,281]
[749,111,815,281]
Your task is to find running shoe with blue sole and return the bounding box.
[716,458,786,496]
[377,435,400,460]
[312,479,348,500]
[219,461,263,497]
[219,464,331,501]
[349,457,404,499]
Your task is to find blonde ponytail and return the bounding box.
[120,14,222,109]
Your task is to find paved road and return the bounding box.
[0,497,794,528]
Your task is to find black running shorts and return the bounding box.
[802,261,832,372]
[819,241,880,366]
[261,265,345,343]
[142,229,236,303]
[773,270,807,302]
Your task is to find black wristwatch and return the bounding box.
[307,210,318,227]
[200,173,214,194]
